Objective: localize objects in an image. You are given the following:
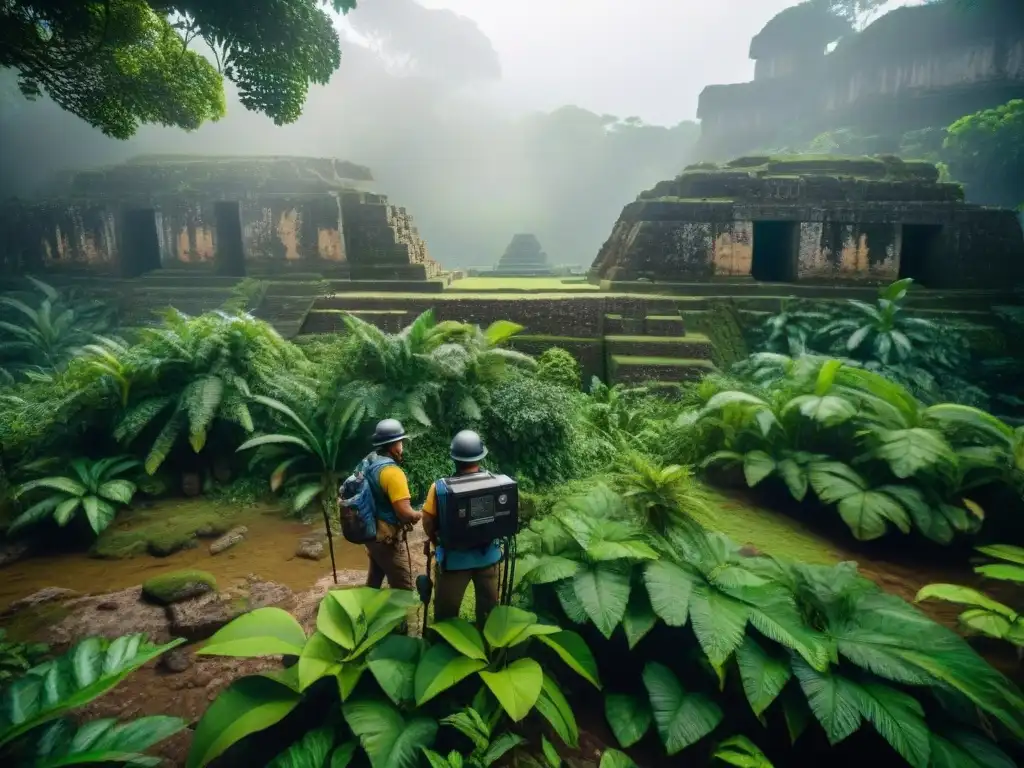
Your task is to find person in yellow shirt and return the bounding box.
[422,430,501,626]
[364,419,421,590]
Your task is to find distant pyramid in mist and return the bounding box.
[495,233,553,275]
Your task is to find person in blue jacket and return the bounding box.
[421,430,501,626]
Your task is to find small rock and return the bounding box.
[193,670,214,687]
[4,586,79,615]
[168,580,293,642]
[209,526,248,555]
[159,647,192,674]
[0,540,31,568]
[142,571,217,606]
[44,587,170,646]
[96,600,119,611]
[296,539,325,561]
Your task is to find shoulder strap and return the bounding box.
[367,456,396,482]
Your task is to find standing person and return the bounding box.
[363,418,421,590]
[421,430,502,626]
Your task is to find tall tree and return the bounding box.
[0,1,358,138]
[943,99,1024,209]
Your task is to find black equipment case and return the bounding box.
[438,472,519,550]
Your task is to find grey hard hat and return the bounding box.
[372,418,407,447]
[450,430,488,462]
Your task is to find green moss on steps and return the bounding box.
[142,570,217,605]
[611,356,715,367]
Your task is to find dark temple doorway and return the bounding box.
[119,208,162,278]
[751,220,799,282]
[214,201,247,277]
[899,224,942,285]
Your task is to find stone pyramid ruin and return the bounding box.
[494,233,553,275]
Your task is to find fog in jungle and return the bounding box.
[0,0,920,268]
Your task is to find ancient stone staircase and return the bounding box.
[602,300,715,384]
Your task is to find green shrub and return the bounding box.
[536,347,581,391]
[142,570,217,605]
[516,481,1024,765]
[482,373,583,490]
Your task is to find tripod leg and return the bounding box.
[321,503,338,585]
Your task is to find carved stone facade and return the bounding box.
[0,156,439,279]
[697,2,1024,159]
[589,156,1024,289]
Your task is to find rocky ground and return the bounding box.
[0,529,432,767]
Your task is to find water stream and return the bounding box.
[0,500,369,612]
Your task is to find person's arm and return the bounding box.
[379,466,421,524]
[422,484,438,543]
[393,498,421,525]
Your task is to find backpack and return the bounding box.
[338,455,395,544]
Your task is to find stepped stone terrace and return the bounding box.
[0,155,441,281]
[589,155,1024,290]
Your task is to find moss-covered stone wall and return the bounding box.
[590,157,1024,289]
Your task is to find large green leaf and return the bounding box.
[338,661,367,701]
[31,715,186,768]
[343,699,438,768]
[621,588,657,649]
[430,619,487,661]
[791,659,862,746]
[711,735,774,768]
[298,632,345,691]
[604,693,651,748]
[479,658,544,722]
[483,732,527,767]
[555,581,589,624]
[927,729,1017,768]
[740,451,776,488]
[186,673,303,768]
[785,394,856,427]
[535,631,601,688]
[368,635,423,706]
[958,609,1014,639]
[318,593,358,651]
[976,544,1024,566]
[851,681,929,768]
[484,606,559,648]
[734,637,791,717]
[199,607,307,658]
[519,556,581,586]
[414,644,487,706]
[915,584,1016,618]
[0,635,184,748]
[642,560,694,627]
[572,562,632,639]
[974,564,1024,584]
[599,749,637,768]
[688,586,749,667]
[642,662,722,755]
[81,496,117,535]
[808,462,865,504]
[873,428,954,479]
[837,490,911,540]
[535,674,579,748]
[267,725,336,768]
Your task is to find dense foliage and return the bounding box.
[0,633,185,766]
[1,1,359,137]
[517,481,1024,766]
[943,98,1024,209]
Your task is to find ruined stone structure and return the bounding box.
[494,234,553,275]
[589,156,1024,289]
[0,156,440,279]
[697,1,1024,159]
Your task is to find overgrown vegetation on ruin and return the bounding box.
[0,278,1022,766]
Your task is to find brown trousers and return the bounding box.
[365,539,414,590]
[433,564,500,626]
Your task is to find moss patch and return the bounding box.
[700,491,844,566]
[611,356,714,367]
[92,500,235,560]
[142,570,217,605]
